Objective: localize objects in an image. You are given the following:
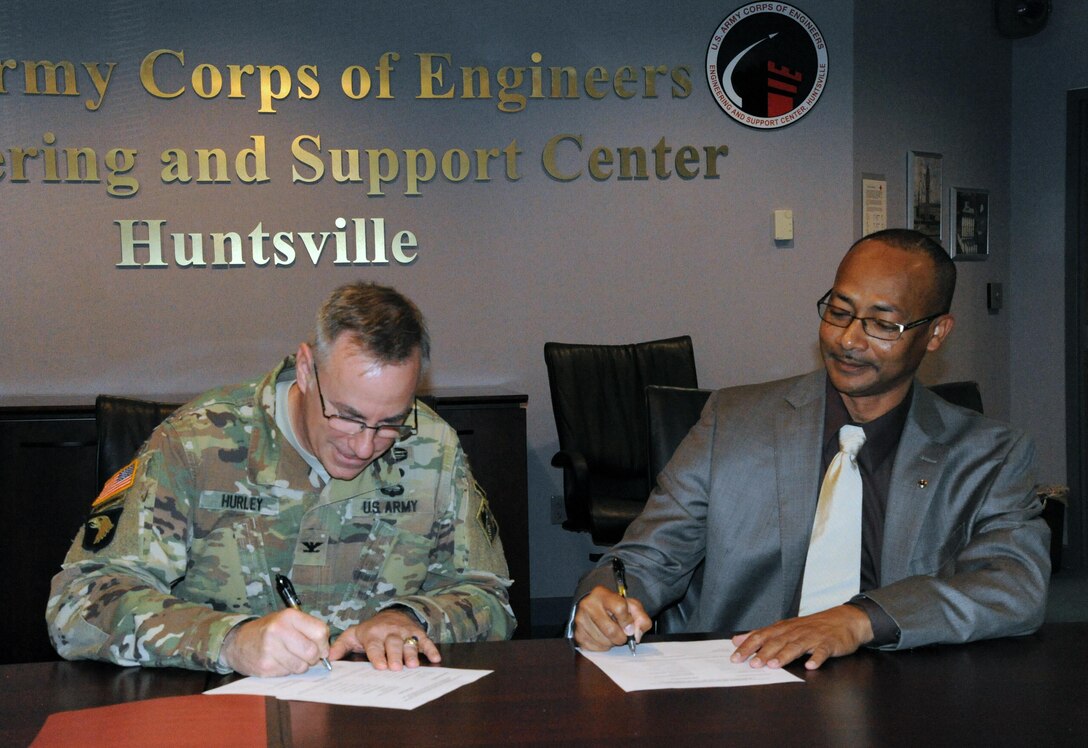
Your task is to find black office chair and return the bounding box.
[927,380,983,414]
[643,385,713,632]
[20,397,181,664]
[95,395,181,487]
[544,336,698,546]
[645,385,715,495]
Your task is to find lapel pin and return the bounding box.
[917,479,928,489]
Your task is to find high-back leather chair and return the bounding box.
[927,380,983,414]
[646,385,715,495]
[544,336,698,546]
[95,395,180,486]
[19,397,181,664]
[644,384,713,632]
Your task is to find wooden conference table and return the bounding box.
[4,623,1086,746]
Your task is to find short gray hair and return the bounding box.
[314,281,430,366]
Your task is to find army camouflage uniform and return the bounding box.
[47,357,515,672]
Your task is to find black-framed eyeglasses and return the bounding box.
[817,290,945,342]
[312,365,417,440]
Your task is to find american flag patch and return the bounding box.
[92,459,138,507]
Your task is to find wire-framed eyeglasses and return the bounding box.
[313,365,417,440]
[817,290,945,342]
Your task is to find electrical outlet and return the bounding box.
[550,494,565,524]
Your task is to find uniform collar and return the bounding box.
[247,356,315,491]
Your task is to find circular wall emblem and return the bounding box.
[706,3,828,129]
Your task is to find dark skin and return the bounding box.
[574,241,956,669]
[572,590,871,670]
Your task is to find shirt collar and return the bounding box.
[823,375,912,473]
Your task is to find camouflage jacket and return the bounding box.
[47,357,515,672]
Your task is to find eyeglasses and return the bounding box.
[312,365,417,440]
[817,290,945,341]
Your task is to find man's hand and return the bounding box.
[328,609,439,671]
[220,609,331,677]
[730,605,874,670]
[573,585,652,651]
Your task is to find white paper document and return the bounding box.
[577,639,803,692]
[204,661,491,710]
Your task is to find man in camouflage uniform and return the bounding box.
[47,282,515,676]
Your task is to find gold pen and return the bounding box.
[611,557,637,655]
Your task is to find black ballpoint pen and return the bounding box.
[611,558,637,655]
[275,573,333,671]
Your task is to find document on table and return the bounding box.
[577,639,803,692]
[204,661,491,710]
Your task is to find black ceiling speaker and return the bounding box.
[994,0,1052,38]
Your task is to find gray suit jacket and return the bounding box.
[575,371,1050,649]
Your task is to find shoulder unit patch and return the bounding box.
[82,506,123,551]
[475,484,499,546]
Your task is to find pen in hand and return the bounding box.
[611,558,637,655]
[275,573,333,671]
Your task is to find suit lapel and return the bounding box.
[776,372,826,612]
[881,386,948,581]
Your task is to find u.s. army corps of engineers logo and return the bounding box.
[706,3,828,129]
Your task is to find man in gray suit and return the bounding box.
[572,228,1050,670]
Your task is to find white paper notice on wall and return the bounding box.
[862,175,887,235]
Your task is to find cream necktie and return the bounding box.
[799,424,867,617]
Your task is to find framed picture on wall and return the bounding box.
[907,151,943,244]
[950,187,989,260]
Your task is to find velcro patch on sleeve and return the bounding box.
[82,506,123,551]
[475,485,499,546]
[92,459,138,508]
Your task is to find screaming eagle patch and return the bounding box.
[82,506,123,551]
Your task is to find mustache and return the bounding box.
[831,351,871,366]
